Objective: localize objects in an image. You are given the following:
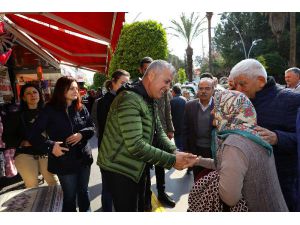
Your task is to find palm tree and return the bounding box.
[266,12,296,67]
[206,12,213,73]
[170,13,206,82]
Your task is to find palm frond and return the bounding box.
[170,12,206,46]
[170,19,188,43]
[191,16,207,41]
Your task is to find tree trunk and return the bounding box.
[206,12,213,73]
[289,12,296,67]
[186,45,193,82]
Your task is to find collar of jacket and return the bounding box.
[253,76,277,100]
[117,80,153,104]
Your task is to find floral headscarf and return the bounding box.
[211,90,272,160]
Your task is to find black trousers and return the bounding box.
[101,168,147,212]
[144,164,166,206]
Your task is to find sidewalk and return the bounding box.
[0,135,194,212]
[88,135,194,212]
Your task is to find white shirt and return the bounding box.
[199,97,213,111]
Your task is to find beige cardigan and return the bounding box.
[196,134,288,212]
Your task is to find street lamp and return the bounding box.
[247,39,263,58]
[219,13,247,59]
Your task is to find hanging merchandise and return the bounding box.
[0,48,12,66]
[0,152,5,178]
[0,111,5,178]
[0,66,14,102]
[0,21,4,34]
[0,21,16,66]
[3,148,17,178]
[0,114,5,148]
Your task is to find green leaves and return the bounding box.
[90,72,107,90]
[109,21,168,80]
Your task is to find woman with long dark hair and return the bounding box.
[30,76,95,212]
[3,83,58,188]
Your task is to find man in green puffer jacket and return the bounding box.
[97,60,197,212]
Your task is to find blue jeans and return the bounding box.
[174,135,183,151]
[58,165,91,212]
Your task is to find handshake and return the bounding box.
[173,151,199,170]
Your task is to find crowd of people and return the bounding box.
[2,57,300,212]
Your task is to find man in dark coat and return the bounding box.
[183,78,214,181]
[170,85,187,151]
[230,58,300,211]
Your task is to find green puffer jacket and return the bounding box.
[97,86,177,183]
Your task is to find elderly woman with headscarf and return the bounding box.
[188,90,288,212]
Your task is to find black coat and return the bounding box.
[170,94,186,136]
[251,77,300,211]
[29,103,95,175]
[2,108,49,155]
[96,91,116,147]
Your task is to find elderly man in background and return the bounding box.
[229,58,300,211]
[183,78,214,181]
[285,67,300,93]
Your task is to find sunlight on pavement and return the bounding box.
[151,193,165,212]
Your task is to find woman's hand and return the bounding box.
[52,142,69,157]
[66,133,83,146]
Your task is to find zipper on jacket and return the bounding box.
[66,108,74,134]
[150,101,156,145]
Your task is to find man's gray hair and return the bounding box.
[229,59,267,82]
[285,67,300,76]
[143,60,176,78]
[198,77,215,87]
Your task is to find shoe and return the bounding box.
[157,192,176,208]
[144,203,152,212]
[186,168,192,175]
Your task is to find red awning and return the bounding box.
[4,12,125,73]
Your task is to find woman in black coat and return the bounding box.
[3,83,58,188]
[30,76,95,212]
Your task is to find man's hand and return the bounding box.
[255,126,278,145]
[52,141,69,157]
[173,152,197,170]
[66,133,83,146]
[167,132,174,140]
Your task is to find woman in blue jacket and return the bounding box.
[30,76,95,212]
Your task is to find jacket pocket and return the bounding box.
[110,143,123,162]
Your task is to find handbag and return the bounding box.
[187,170,248,212]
